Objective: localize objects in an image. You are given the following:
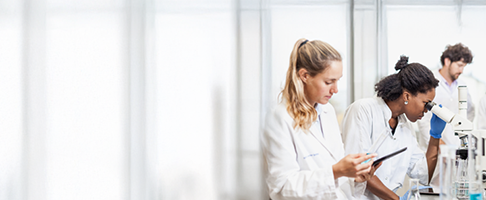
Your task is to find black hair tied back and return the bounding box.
[375,55,439,101]
[395,55,409,71]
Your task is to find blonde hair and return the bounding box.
[281,38,342,131]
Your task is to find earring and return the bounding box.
[404,101,408,105]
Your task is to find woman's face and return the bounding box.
[403,88,436,122]
[301,61,343,106]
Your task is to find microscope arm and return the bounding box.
[450,114,473,135]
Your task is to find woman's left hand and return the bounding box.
[355,162,382,183]
[429,106,446,139]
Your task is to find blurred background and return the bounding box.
[1,0,486,199]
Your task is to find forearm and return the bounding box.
[366,175,399,200]
[426,136,440,183]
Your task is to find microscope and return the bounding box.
[425,86,486,199]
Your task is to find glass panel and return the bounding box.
[156,0,232,11]
[154,8,235,199]
[46,0,124,10]
[386,5,459,72]
[460,6,486,85]
[0,0,22,199]
[45,11,127,200]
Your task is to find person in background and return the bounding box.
[416,43,474,192]
[341,56,446,200]
[261,38,379,200]
[477,94,486,130]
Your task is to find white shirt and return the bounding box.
[416,69,475,191]
[477,95,486,130]
[341,97,428,200]
[261,102,366,200]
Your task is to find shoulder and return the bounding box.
[432,69,441,77]
[270,102,291,117]
[343,98,380,124]
[265,102,293,125]
[347,98,378,113]
[432,70,445,84]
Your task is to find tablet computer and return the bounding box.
[372,147,407,167]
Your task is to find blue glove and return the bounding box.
[429,105,446,139]
[399,186,432,200]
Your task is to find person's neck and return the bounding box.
[305,96,317,108]
[384,99,403,120]
[439,68,454,85]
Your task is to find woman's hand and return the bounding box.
[332,153,377,179]
[355,162,382,183]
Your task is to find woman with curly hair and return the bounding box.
[341,56,446,200]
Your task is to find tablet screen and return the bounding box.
[372,147,407,167]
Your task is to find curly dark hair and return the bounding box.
[440,43,473,66]
[375,56,439,101]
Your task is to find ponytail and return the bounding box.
[281,38,341,131]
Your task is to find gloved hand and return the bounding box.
[399,186,432,200]
[429,104,446,139]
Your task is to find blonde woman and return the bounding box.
[261,39,379,200]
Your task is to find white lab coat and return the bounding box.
[341,97,429,200]
[261,102,366,200]
[477,94,486,130]
[416,69,475,191]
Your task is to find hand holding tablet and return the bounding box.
[372,147,407,167]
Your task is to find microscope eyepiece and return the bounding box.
[425,101,435,111]
[425,101,455,123]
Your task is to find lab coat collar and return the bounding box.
[435,69,446,83]
[314,103,328,116]
[375,97,393,125]
[435,69,458,89]
[309,103,337,160]
[375,96,410,139]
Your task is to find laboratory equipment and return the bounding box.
[425,86,485,200]
[466,132,483,200]
[455,149,468,199]
[408,179,422,200]
[439,145,457,200]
